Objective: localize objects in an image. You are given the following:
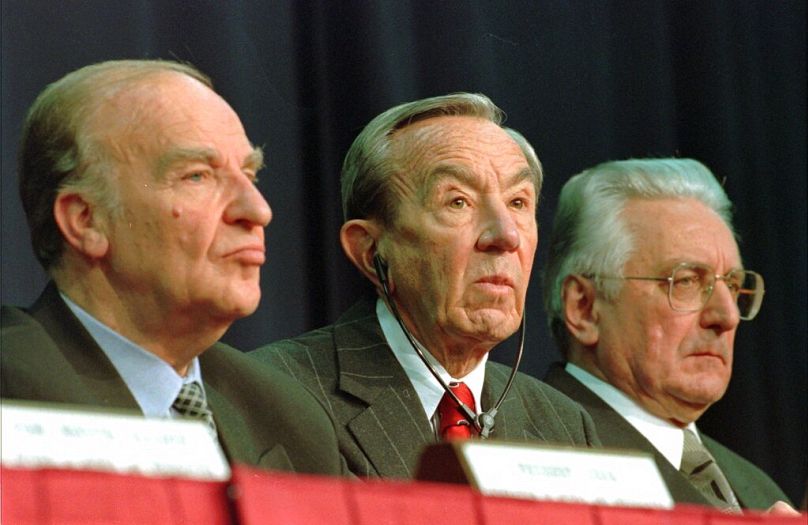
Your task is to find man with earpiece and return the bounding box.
[251,93,600,478]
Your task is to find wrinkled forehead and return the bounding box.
[389,115,529,184]
[623,197,741,271]
[89,73,249,162]
[87,71,186,126]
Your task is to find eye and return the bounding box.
[244,170,260,185]
[449,197,468,209]
[511,197,526,209]
[672,270,701,290]
[724,272,743,294]
[183,171,207,183]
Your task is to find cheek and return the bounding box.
[517,245,537,284]
[642,319,698,381]
[639,327,673,379]
[618,310,675,383]
[169,211,214,257]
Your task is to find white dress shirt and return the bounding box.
[376,298,487,430]
[566,362,703,469]
[61,292,204,419]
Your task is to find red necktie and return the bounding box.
[437,382,479,440]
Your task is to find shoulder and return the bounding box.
[205,341,314,391]
[487,361,585,411]
[1,304,59,366]
[200,343,343,475]
[249,299,380,378]
[250,323,341,382]
[1,304,80,401]
[484,361,600,446]
[2,304,42,334]
[202,343,336,433]
[205,342,337,416]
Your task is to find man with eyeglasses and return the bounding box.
[541,158,795,513]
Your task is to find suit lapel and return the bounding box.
[30,284,139,409]
[333,304,434,477]
[203,374,293,471]
[481,364,543,441]
[545,364,710,506]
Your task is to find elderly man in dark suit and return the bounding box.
[541,158,795,513]
[252,93,599,478]
[1,59,342,475]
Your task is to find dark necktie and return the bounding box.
[437,382,479,440]
[172,381,218,437]
[680,428,741,512]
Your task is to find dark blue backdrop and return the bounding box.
[2,0,805,504]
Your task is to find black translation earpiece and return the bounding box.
[373,252,389,288]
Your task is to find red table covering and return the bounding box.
[2,464,805,524]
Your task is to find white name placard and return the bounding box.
[460,441,673,508]
[417,440,673,509]
[1,400,230,481]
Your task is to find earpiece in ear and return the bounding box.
[373,253,388,286]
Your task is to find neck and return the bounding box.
[383,296,491,377]
[57,274,227,376]
[416,331,490,378]
[569,353,707,426]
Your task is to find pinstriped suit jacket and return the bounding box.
[544,363,791,509]
[251,299,600,478]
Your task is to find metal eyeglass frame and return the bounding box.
[590,262,765,321]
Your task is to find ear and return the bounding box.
[340,219,385,289]
[562,274,600,346]
[53,192,110,260]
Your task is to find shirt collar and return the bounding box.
[377,298,487,421]
[60,292,203,418]
[566,362,699,469]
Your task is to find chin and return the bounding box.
[470,315,520,342]
[211,288,261,320]
[673,388,725,417]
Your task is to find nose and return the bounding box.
[699,279,741,333]
[224,175,273,228]
[476,201,521,252]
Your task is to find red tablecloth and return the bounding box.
[2,465,805,525]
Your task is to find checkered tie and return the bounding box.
[680,428,741,512]
[172,381,218,437]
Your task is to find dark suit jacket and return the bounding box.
[544,363,791,509]
[251,299,600,478]
[0,284,343,476]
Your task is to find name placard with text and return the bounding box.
[417,440,673,509]
[1,400,230,480]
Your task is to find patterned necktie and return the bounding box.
[172,381,218,438]
[680,428,741,512]
[437,382,479,440]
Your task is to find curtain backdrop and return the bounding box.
[2,0,805,504]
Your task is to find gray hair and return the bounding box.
[18,59,211,271]
[340,92,543,224]
[542,158,735,354]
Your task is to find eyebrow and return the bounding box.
[244,147,265,172]
[421,164,535,195]
[658,260,746,274]
[156,146,265,178]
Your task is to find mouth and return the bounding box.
[225,245,266,265]
[474,275,515,291]
[688,351,726,364]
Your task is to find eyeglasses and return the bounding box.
[592,262,765,320]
